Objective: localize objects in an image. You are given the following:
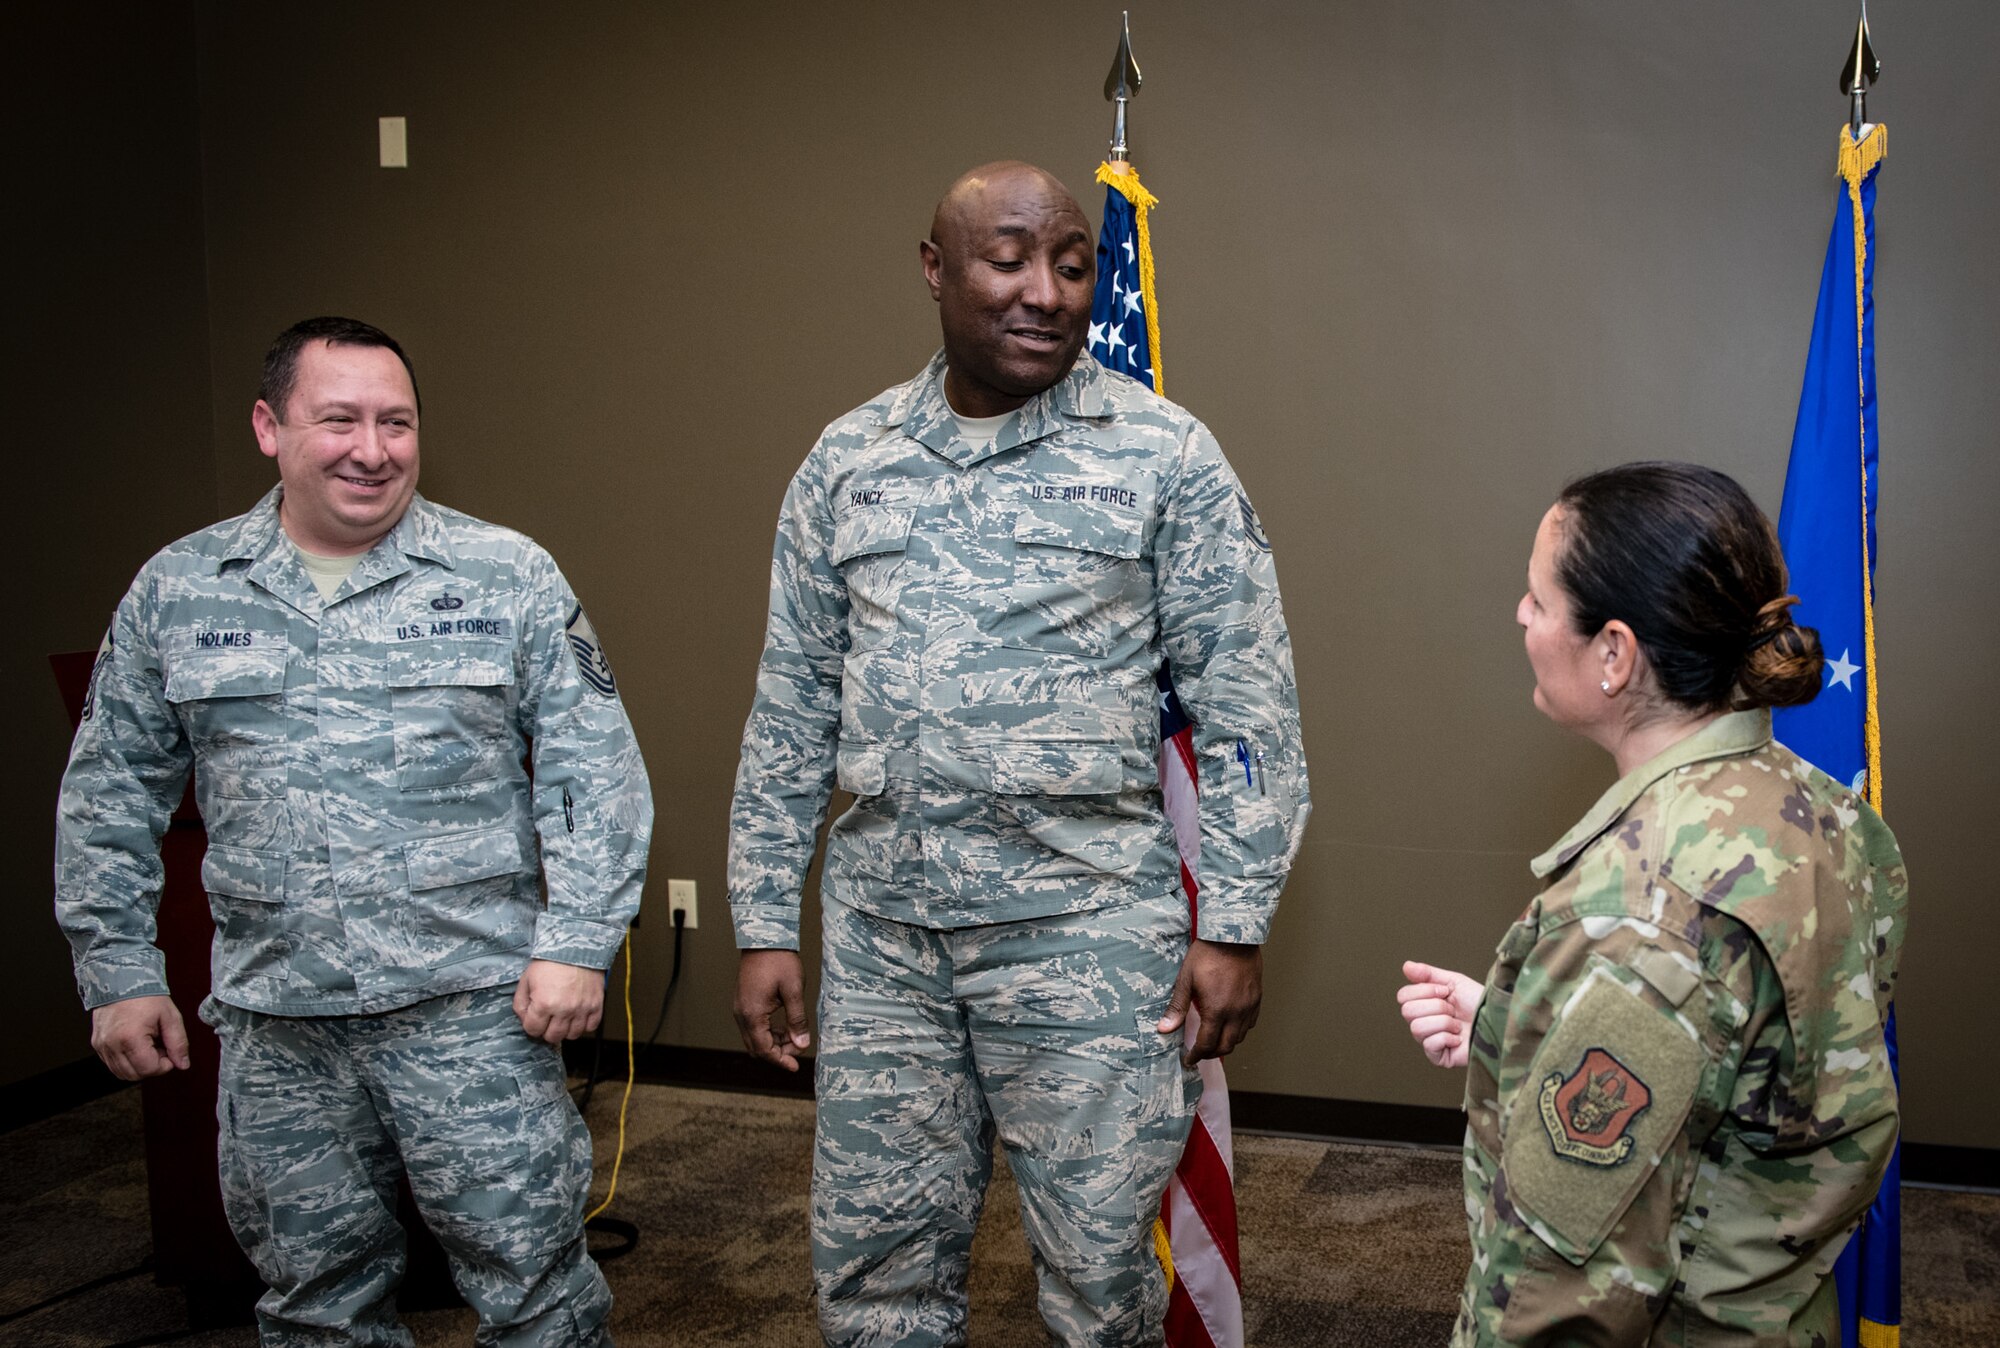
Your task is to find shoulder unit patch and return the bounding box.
[1540,1047,1651,1166]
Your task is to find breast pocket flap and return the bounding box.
[830,509,915,566]
[387,646,516,690]
[835,744,888,797]
[164,646,288,704]
[1013,503,1144,560]
[405,827,525,892]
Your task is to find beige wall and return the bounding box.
[8,2,218,1085]
[13,1,1996,1150]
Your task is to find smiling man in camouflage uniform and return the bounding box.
[728,162,1310,1345]
[55,316,652,1346]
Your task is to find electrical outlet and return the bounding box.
[666,879,698,930]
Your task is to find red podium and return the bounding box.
[51,651,457,1326]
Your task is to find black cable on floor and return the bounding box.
[584,1215,640,1263]
[0,1256,153,1326]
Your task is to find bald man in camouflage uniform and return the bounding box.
[55,317,651,1346]
[729,163,1310,1345]
[1445,711,1905,1344]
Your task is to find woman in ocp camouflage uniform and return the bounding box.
[1397,462,1906,1346]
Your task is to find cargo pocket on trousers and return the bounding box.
[219,1083,386,1283]
[407,1066,589,1274]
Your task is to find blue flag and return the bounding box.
[1771,123,1898,1348]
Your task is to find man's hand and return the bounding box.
[92,995,190,1081]
[513,959,605,1045]
[1157,938,1262,1066]
[1396,960,1486,1069]
[735,949,811,1072]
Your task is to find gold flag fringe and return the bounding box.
[1838,122,1887,814]
[1096,161,1166,395]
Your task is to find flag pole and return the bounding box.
[1841,2,1880,140]
[1105,10,1141,167]
[1096,11,1165,393]
[1800,15,1896,1348]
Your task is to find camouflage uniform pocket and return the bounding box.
[386,646,516,791]
[830,508,915,649]
[163,636,289,811]
[201,844,292,985]
[987,741,1143,879]
[835,743,888,797]
[997,504,1147,657]
[406,1063,589,1272]
[399,825,532,968]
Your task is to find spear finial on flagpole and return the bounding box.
[1104,11,1142,166]
[1840,2,1881,138]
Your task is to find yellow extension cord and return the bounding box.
[584,929,635,1223]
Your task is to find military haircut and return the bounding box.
[259,315,422,423]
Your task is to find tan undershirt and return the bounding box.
[294,544,362,601]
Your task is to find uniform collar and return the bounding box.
[886,349,1115,468]
[221,488,455,612]
[1531,710,1774,878]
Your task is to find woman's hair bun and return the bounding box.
[1736,593,1824,709]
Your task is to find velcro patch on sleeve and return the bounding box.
[1501,964,1703,1263]
[565,604,618,697]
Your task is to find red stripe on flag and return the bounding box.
[1176,1116,1242,1283]
[1165,1276,1219,1348]
[1169,728,1200,791]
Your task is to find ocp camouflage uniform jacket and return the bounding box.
[56,489,653,1016]
[728,351,1310,948]
[1457,710,1906,1345]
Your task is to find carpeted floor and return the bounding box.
[2,1082,1994,1345]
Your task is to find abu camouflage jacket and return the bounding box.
[728,351,1309,948]
[1457,710,1906,1345]
[56,489,652,1016]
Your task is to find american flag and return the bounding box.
[1092,159,1245,1348]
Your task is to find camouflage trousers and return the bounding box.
[203,986,611,1347]
[812,888,1199,1347]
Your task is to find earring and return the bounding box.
[1601,680,1612,694]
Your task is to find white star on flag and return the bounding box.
[1826,648,1861,691]
[1104,322,1126,356]
[1122,290,1144,318]
[1087,321,1108,351]
[1122,238,1135,263]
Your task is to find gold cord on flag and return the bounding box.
[1838,123,1887,815]
[1096,161,1166,395]
[1153,1214,1177,1292]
